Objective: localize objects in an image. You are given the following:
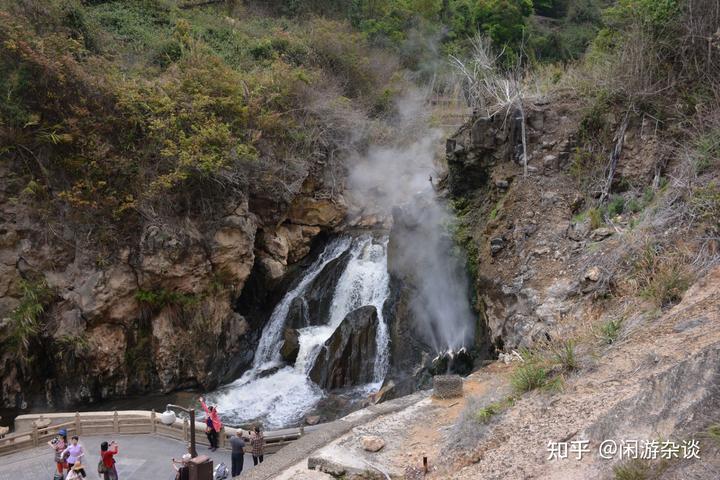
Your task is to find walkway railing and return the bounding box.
[0,410,318,457]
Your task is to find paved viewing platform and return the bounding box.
[0,409,312,479]
[0,392,428,479]
[0,434,254,480]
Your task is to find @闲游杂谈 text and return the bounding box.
[546,439,700,461]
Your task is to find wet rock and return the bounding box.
[430,349,475,376]
[286,296,310,329]
[280,328,300,364]
[372,380,395,404]
[309,305,379,390]
[287,249,352,328]
[361,435,385,452]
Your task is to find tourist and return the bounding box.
[199,396,222,451]
[48,428,67,477]
[61,435,86,477]
[100,440,119,480]
[250,426,265,465]
[172,453,192,480]
[67,463,85,480]
[229,429,245,477]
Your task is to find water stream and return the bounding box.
[208,234,390,428]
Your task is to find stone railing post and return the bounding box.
[183,417,188,442]
[75,412,82,435]
[31,424,38,447]
[151,410,157,433]
[113,411,119,433]
[299,425,304,437]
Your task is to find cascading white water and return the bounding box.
[250,237,353,373]
[208,235,390,428]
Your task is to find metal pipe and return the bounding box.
[166,403,198,458]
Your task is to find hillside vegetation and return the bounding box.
[1,0,718,441]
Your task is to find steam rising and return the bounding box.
[347,91,475,352]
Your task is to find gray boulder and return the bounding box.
[280,328,300,364]
[309,305,378,390]
[286,249,352,328]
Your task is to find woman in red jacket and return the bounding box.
[199,397,222,451]
[100,440,119,480]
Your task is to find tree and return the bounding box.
[475,0,533,52]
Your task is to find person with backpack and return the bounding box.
[48,428,67,477]
[250,426,265,466]
[99,440,119,480]
[61,435,86,477]
[229,429,245,477]
[199,396,222,451]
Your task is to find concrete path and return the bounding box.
[0,434,255,480]
[242,391,428,480]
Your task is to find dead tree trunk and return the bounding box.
[600,110,630,203]
[518,101,528,177]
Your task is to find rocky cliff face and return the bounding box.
[0,164,346,409]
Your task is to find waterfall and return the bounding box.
[250,236,353,373]
[208,234,390,428]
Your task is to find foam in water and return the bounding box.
[208,235,390,428]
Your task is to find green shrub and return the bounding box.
[474,401,502,423]
[708,424,720,445]
[5,279,54,363]
[598,318,622,344]
[474,396,516,423]
[511,362,548,393]
[632,243,691,308]
[613,456,673,480]
[642,186,655,204]
[588,207,604,229]
[690,182,720,227]
[135,288,199,309]
[627,198,642,213]
[693,128,720,174]
[613,459,651,480]
[553,340,578,371]
[543,374,565,392]
[56,333,90,367]
[640,264,690,308]
[607,195,625,216]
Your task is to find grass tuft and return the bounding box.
[598,318,622,344]
[553,340,578,371]
[511,362,548,394]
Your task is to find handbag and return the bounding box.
[98,459,108,474]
